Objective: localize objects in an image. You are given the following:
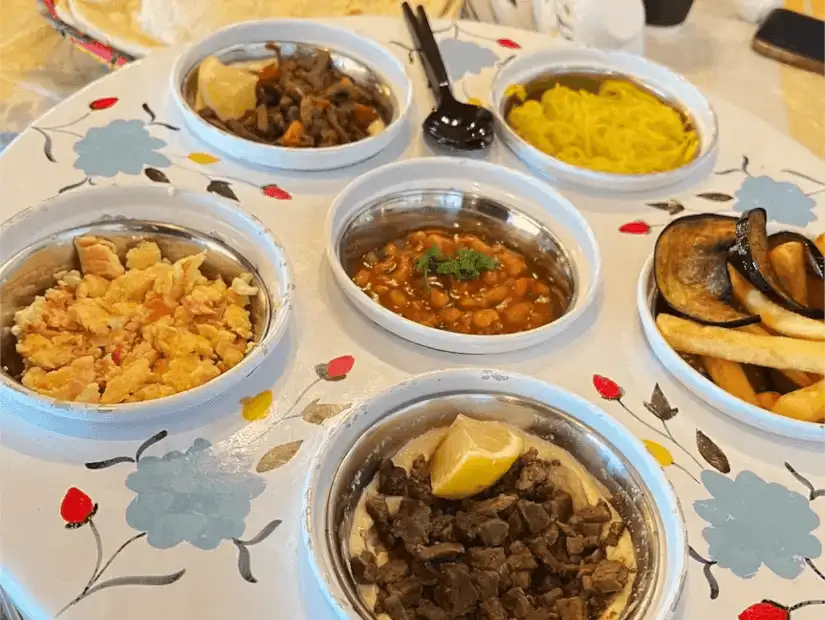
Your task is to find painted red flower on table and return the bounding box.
[593,375,624,401]
[737,598,825,620]
[326,355,355,379]
[619,220,651,235]
[89,97,119,111]
[60,487,96,527]
[261,184,292,200]
[739,601,789,620]
[497,38,521,49]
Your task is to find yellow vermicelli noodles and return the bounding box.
[506,80,700,175]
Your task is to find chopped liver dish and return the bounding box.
[350,449,632,620]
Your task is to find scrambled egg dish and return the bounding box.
[12,236,259,404]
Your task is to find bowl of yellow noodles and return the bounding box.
[491,47,718,197]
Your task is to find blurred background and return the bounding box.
[0,0,822,157]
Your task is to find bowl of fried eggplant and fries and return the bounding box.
[638,208,825,441]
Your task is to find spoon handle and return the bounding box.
[401,2,452,102]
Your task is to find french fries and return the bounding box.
[769,242,807,305]
[728,265,825,341]
[816,233,825,255]
[702,357,759,406]
[656,314,825,374]
[771,379,825,423]
[739,324,817,388]
[756,392,781,409]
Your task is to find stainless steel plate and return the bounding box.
[181,41,397,137]
[0,220,271,386]
[334,188,578,319]
[499,69,699,143]
[317,385,676,620]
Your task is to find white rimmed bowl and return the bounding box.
[302,368,688,620]
[325,157,601,355]
[637,252,825,442]
[0,186,293,424]
[491,46,719,198]
[169,19,413,171]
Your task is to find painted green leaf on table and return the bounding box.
[256,441,303,473]
[144,167,169,183]
[207,180,238,201]
[301,399,350,425]
[644,384,679,421]
[697,192,733,202]
[696,430,731,474]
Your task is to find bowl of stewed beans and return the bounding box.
[325,158,601,354]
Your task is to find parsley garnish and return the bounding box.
[414,245,500,291]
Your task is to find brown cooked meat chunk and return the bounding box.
[479,597,509,620]
[518,499,551,534]
[386,576,424,607]
[350,550,379,584]
[478,517,510,546]
[469,547,508,572]
[391,498,432,547]
[591,560,630,594]
[379,459,409,496]
[434,564,479,616]
[471,570,501,600]
[557,596,587,620]
[378,559,410,586]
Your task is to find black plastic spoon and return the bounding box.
[402,2,495,151]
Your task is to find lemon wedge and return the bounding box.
[430,415,523,500]
[197,56,258,122]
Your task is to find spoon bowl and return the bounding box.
[423,97,495,150]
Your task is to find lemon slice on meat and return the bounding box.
[430,415,524,500]
[197,56,258,122]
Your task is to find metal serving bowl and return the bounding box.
[326,157,601,355]
[0,185,293,423]
[181,41,395,132]
[303,368,688,620]
[490,47,718,198]
[169,20,413,171]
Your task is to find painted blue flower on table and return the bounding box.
[0,131,17,153]
[734,175,816,226]
[74,119,170,177]
[694,470,822,580]
[439,38,499,82]
[125,438,265,550]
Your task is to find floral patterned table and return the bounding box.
[0,16,823,620]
